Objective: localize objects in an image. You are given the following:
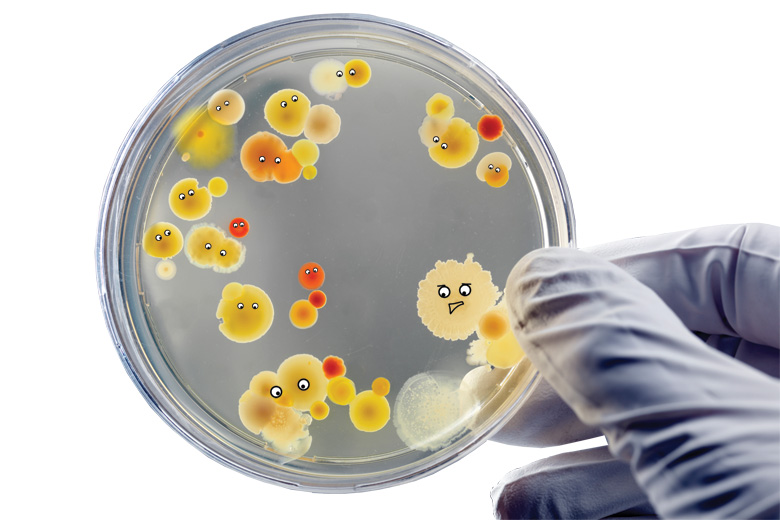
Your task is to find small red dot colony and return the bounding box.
[308,290,327,309]
[322,355,346,379]
[229,217,250,238]
[477,115,504,141]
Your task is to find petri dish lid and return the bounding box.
[96,14,574,493]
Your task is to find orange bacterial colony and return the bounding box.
[240,131,302,184]
[298,262,324,290]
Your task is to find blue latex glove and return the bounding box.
[491,224,780,519]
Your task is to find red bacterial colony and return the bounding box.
[229,217,249,238]
[308,290,327,309]
[298,262,325,290]
[322,355,346,379]
[477,115,504,141]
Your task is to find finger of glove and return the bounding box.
[506,247,780,519]
[492,446,656,519]
[490,376,603,447]
[585,223,780,349]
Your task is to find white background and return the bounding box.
[2,1,777,518]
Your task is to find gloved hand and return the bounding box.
[490,224,780,519]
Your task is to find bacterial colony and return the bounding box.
[141,57,528,460]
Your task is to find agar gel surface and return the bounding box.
[138,50,544,462]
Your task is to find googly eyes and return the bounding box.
[252,303,258,309]
[312,267,318,273]
[459,284,471,296]
[488,164,494,170]
[204,243,212,250]
[291,95,298,102]
[433,136,440,143]
[219,249,227,256]
[297,378,310,391]
[438,285,451,298]
[441,143,448,150]
[280,101,287,108]
[178,193,185,200]
[349,69,356,76]
[188,189,195,196]
[274,157,281,164]
[305,269,311,275]
[224,100,230,106]
[270,386,282,398]
[259,156,265,162]
[237,302,244,309]
[155,234,162,241]
[336,70,344,77]
[215,105,221,111]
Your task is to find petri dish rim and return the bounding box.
[95,13,576,493]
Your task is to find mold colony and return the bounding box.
[140,54,529,462]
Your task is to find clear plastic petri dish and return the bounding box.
[96,13,574,492]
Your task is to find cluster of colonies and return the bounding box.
[417,93,513,188]
[239,354,391,458]
[289,262,327,329]
[141,176,234,279]
[216,282,274,343]
[391,254,527,452]
[309,58,372,100]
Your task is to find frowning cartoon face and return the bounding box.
[417,253,501,341]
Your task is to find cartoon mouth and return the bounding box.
[448,301,464,314]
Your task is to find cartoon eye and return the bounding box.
[155,234,162,241]
[305,269,311,275]
[188,189,195,196]
[495,167,501,173]
[432,136,440,143]
[488,164,494,170]
[239,222,245,227]
[220,249,227,256]
[459,284,472,296]
[164,229,171,236]
[224,100,230,106]
[313,267,318,273]
[281,101,287,108]
[336,70,344,77]
[178,193,185,200]
[215,105,221,111]
[298,378,310,391]
[204,243,212,250]
[270,386,282,398]
[291,95,298,102]
[259,156,265,162]
[274,157,281,164]
[232,222,238,228]
[438,285,451,298]
[252,303,258,309]
[441,143,448,150]
[237,302,244,309]
[349,69,356,76]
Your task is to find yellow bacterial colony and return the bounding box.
[417,93,479,169]
[142,222,183,259]
[417,253,501,341]
[185,224,245,273]
[168,178,214,221]
[264,89,311,137]
[467,299,525,368]
[343,59,371,88]
[173,109,235,169]
[216,282,274,343]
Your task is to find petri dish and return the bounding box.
[95,14,574,492]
